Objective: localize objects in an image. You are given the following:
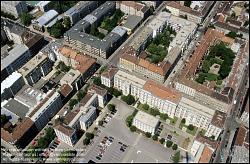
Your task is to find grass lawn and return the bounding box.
[168,117,178,125]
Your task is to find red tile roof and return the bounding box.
[1,118,34,143]
[235,125,249,149]
[54,124,75,137]
[143,80,182,104]
[198,146,213,163]
[101,65,118,79]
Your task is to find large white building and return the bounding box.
[114,70,181,118]
[101,66,118,88]
[114,70,146,96]
[133,111,159,134]
[54,124,77,147]
[79,106,97,131]
[28,90,62,130]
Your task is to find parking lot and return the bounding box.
[79,98,175,163]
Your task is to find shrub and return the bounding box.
[172,144,178,150]
[166,140,173,148]
[112,88,122,97]
[181,118,186,124]
[130,125,136,132]
[145,132,151,138]
[69,99,78,110]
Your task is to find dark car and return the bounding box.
[96,156,101,160]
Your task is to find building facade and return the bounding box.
[79,106,97,131]
[29,91,63,130]
[1,1,28,18]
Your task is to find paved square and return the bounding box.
[78,98,175,163]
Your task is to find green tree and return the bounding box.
[187,124,194,131]
[85,132,94,140]
[181,118,186,124]
[37,137,49,149]
[77,90,86,102]
[172,151,181,163]
[98,120,103,126]
[196,73,206,84]
[1,114,9,125]
[121,94,135,105]
[20,13,33,26]
[63,17,71,30]
[202,60,211,73]
[152,134,158,141]
[142,103,149,111]
[225,31,237,39]
[69,99,78,110]
[159,138,165,144]
[107,104,116,112]
[83,138,91,145]
[113,88,122,97]
[160,113,168,120]
[172,144,178,150]
[130,125,136,132]
[145,132,151,138]
[126,115,134,127]
[210,135,215,140]
[166,140,173,148]
[184,1,192,7]
[93,77,102,86]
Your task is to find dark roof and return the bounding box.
[214,21,239,32]
[3,99,29,119]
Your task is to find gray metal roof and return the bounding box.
[111,26,127,37]
[2,99,29,119]
[90,1,115,20]
[1,44,29,69]
[35,9,58,26]
[83,14,97,24]
[123,15,143,29]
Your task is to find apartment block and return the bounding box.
[55,46,97,80]
[205,111,226,140]
[165,1,214,24]
[116,1,150,19]
[101,65,118,87]
[1,71,25,102]
[54,124,77,147]
[1,1,28,18]
[79,106,97,131]
[54,85,107,146]
[133,111,159,134]
[18,52,52,86]
[64,1,100,25]
[1,44,31,78]
[60,69,84,91]
[114,70,146,96]
[28,90,62,130]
